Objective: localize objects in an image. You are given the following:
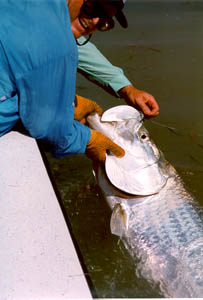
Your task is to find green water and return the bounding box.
[44,1,203,298]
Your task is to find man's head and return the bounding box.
[68,0,127,38]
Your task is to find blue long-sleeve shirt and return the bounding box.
[0,0,90,157]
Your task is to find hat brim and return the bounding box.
[115,10,128,28]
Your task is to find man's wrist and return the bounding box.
[118,85,136,98]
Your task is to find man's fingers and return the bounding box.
[93,102,103,116]
[107,140,125,158]
[74,95,103,121]
[86,130,125,163]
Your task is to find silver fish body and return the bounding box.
[87,105,203,298]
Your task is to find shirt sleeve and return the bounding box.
[17,56,91,158]
[77,36,132,97]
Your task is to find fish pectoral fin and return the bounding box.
[110,203,128,237]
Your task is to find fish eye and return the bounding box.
[138,126,150,141]
[141,134,147,139]
[139,130,149,141]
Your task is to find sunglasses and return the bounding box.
[80,0,115,31]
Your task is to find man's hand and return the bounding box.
[86,130,125,163]
[118,85,159,118]
[74,94,103,124]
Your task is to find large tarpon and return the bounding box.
[87,105,203,298]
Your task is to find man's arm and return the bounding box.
[77,36,131,97]
[77,37,159,117]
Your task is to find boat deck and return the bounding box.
[0,131,92,299]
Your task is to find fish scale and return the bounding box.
[125,177,203,297]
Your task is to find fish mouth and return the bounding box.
[87,106,168,195]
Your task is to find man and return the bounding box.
[0,0,128,162]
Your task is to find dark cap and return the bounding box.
[97,0,128,28]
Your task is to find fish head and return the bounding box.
[87,105,168,196]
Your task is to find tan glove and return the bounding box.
[74,94,103,124]
[86,130,125,163]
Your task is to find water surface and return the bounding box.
[45,1,203,297]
